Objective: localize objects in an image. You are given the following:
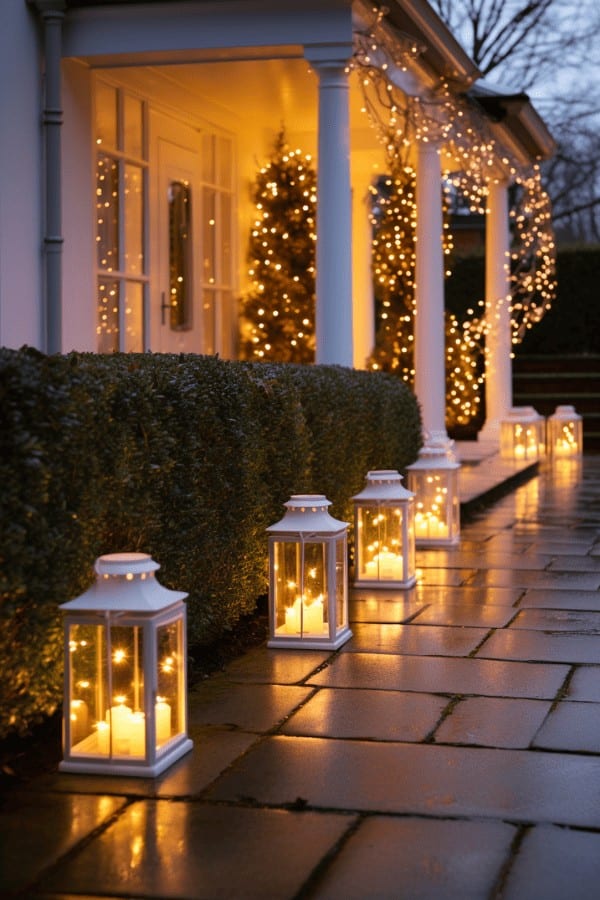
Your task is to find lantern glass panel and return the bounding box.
[273,539,327,637]
[156,619,184,746]
[413,472,452,540]
[548,408,582,457]
[107,624,146,757]
[357,505,406,581]
[335,537,347,630]
[67,622,108,756]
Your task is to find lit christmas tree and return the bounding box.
[240,132,317,363]
[368,165,484,428]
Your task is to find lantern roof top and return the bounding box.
[406,442,460,471]
[352,469,415,502]
[60,553,188,612]
[267,494,348,535]
[504,406,544,423]
[551,405,581,420]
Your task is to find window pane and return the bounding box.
[202,133,215,183]
[95,81,117,150]
[219,193,232,282]
[216,135,232,188]
[203,187,216,284]
[123,94,144,159]
[123,282,144,352]
[96,155,119,271]
[124,164,144,275]
[169,180,193,330]
[97,278,119,352]
[202,289,216,355]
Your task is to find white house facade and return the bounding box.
[0,0,554,445]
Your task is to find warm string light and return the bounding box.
[368,166,484,425]
[509,165,556,343]
[351,8,556,421]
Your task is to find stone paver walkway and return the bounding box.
[1,454,600,899]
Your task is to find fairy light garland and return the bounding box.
[352,6,556,423]
[368,164,484,426]
[239,8,556,426]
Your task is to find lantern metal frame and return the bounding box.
[406,443,460,548]
[500,406,545,461]
[547,405,582,458]
[59,553,193,778]
[352,470,416,589]
[266,494,351,650]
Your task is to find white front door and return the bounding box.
[150,113,203,353]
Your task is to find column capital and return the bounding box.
[304,43,353,71]
[30,0,66,18]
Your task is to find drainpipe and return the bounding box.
[33,0,65,354]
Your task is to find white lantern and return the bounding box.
[59,553,193,777]
[548,405,582,457]
[500,406,545,461]
[352,470,416,588]
[267,495,351,650]
[407,444,460,547]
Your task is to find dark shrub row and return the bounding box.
[0,349,421,738]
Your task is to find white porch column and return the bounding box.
[305,46,353,367]
[479,178,512,443]
[414,140,448,445]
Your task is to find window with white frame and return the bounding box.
[200,132,234,355]
[95,81,148,352]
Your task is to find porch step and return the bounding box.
[513,354,600,452]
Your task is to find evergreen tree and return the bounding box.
[240,132,317,363]
[369,168,417,381]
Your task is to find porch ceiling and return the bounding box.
[107,56,385,160]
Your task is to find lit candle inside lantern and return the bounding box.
[70,699,89,745]
[364,550,404,579]
[514,444,526,459]
[104,705,148,756]
[415,512,448,539]
[109,699,133,755]
[155,698,172,745]
[284,596,325,634]
[129,711,146,756]
[95,720,110,754]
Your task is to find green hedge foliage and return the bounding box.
[0,349,421,739]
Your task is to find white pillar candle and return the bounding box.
[364,552,404,579]
[155,699,172,745]
[129,711,146,757]
[95,720,110,754]
[303,598,324,633]
[109,703,132,755]
[284,597,325,634]
[285,600,301,634]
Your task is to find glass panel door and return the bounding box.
[155,137,203,353]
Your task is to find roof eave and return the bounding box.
[381,0,480,88]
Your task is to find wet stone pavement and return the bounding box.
[2,455,600,899]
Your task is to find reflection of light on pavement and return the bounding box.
[515,477,540,521]
[130,834,144,870]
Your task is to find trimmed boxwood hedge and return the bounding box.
[0,348,421,739]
